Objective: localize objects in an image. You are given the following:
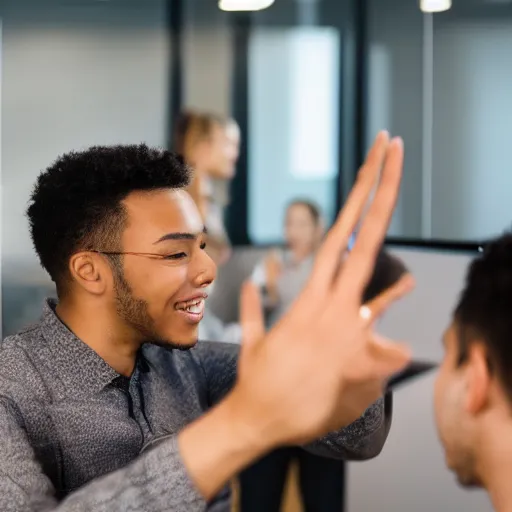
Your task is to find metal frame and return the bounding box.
[167,0,183,147]
[225,13,252,245]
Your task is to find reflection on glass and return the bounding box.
[366,0,512,243]
[248,27,340,244]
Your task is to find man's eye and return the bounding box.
[200,242,207,250]
[163,252,187,260]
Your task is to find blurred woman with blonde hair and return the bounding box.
[173,110,240,266]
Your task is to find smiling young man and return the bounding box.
[435,234,512,512]
[0,135,413,511]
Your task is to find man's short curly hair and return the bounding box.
[27,144,191,288]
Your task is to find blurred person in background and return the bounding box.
[251,199,325,327]
[173,110,241,343]
[173,110,239,266]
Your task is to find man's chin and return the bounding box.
[455,470,482,490]
[148,335,199,351]
[447,458,481,489]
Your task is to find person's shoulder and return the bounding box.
[1,322,43,359]
[0,324,45,397]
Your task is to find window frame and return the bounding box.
[223,0,483,252]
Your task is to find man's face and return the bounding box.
[113,189,216,348]
[434,323,481,487]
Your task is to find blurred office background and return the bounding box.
[1,0,511,510]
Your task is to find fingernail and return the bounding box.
[392,136,403,148]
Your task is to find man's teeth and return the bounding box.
[184,299,204,314]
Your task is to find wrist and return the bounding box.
[178,390,271,501]
[222,387,275,455]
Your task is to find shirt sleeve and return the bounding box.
[194,341,393,461]
[0,397,205,512]
[304,393,393,461]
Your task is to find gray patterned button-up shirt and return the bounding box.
[0,299,391,511]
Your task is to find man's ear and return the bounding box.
[68,252,111,295]
[465,343,491,415]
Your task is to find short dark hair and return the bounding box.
[454,232,512,400]
[27,144,191,288]
[363,249,408,303]
[287,199,322,225]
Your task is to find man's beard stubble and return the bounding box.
[448,447,482,490]
[113,268,193,351]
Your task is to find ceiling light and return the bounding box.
[219,0,275,11]
[420,0,452,13]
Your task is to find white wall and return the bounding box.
[182,21,232,115]
[1,0,170,280]
[0,0,171,335]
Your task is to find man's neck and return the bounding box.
[55,299,140,376]
[478,418,512,512]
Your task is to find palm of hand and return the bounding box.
[234,132,414,449]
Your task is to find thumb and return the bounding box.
[240,281,265,350]
[367,334,412,378]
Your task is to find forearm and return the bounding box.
[305,393,393,460]
[178,391,269,501]
[56,437,203,512]
[177,390,391,503]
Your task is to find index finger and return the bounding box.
[308,131,391,293]
[336,137,404,297]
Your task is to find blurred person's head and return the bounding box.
[362,249,408,303]
[173,111,239,180]
[284,200,324,258]
[435,233,512,493]
[27,144,216,350]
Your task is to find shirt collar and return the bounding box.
[40,298,122,396]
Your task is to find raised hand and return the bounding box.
[263,249,283,303]
[178,131,414,502]
[233,131,414,447]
